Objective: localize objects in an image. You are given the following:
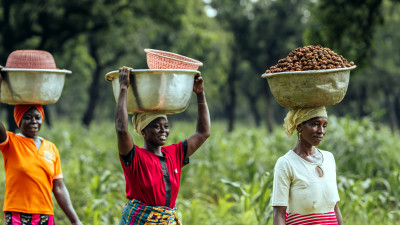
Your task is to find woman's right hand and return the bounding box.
[115,66,134,156]
[118,66,133,89]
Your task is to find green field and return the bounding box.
[0,117,399,225]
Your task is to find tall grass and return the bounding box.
[0,117,399,224]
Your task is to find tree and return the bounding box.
[305,0,400,129]
[0,0,127,129]
[77,0,229,126]
[304,0,384,118]
[354,0,400,129]
[244,0,311,130]
[209,0,309,131]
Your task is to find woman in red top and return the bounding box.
[115,67,210,224]
[0,75,82,225]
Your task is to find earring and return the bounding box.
[298,132,301,142]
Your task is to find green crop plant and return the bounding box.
[0,117,398,224]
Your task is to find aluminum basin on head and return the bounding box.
[0,68,71,105]
[105,69,199,114]
[261,66,356,108]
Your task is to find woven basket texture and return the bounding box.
[145,49,202,70]
[5,50,57,69]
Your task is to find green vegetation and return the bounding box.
[0,117,398,224]
[0,0,400,224]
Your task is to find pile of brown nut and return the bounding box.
[265,45,355,73]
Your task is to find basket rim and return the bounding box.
[144,49,203,66]
[261,65,357,78]
[1,68,72,74]
[105,69,201,82]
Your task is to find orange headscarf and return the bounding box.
[14,105,45,127]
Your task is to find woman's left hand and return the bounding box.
[193,75,204,94]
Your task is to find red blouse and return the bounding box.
[119,141,188,208]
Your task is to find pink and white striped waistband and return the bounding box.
[286,211,338,225]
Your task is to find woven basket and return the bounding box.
[5,50,57,69]
[145,49,203,70]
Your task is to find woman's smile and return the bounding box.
[314,135,323,141]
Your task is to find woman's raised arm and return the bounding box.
[115,67,134,156]
[186,75,210,157]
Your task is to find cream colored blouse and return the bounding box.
[271,150,340,214]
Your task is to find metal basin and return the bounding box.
[261,66,356,108]
[0,68,71,105]
[105,69,199,114]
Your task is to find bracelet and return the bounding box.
[198,102,207,104]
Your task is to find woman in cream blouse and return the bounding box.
[272,106,343,225]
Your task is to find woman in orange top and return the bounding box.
[0,75,82,224]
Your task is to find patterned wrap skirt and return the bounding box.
[120,199,182,225]
[286,212,338,225]
[4,212,54,225]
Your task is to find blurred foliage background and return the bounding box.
[1,0,400,131]
[0,0,400,224]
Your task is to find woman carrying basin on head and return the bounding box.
[272,107,343,225]
[115,67,210,224]
[0,75,82,225]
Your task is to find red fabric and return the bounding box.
[120,142,185,208]
[14,105,45,127]
[286,212,338,225]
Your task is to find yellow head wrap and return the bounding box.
[283,106,328,136]
[132,113,168,135]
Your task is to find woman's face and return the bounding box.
[142,117,169,146]
[20,107,42,138]
[298,117,328,146]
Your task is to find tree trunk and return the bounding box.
[383,78,398,130]
[395,94,400,129]
[227,51,238,132]
[386,94,397,131]
[82,37,102,127]
[264,83,275,132]
[43,105,51,127]
[243,90,261,127]
[5,105,17,131]
[358,83,367,117]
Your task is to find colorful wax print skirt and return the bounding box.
[120,199,182,225]
[4,212,54,225]
[286,212,338,225]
